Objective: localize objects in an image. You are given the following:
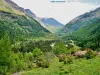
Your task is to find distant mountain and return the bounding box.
[25,9,36,18]
[24,9,63,33]
[59,7,100,35]
[0,0,50,42]
[41,18,63,28]
[59,7,100,49]
[40,18,63,33]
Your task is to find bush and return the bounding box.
[85,48,96,59]
[36,57,49,68]
[0,66,8,75]
[36,58,43,67]
[58,53,66,62]
[66,54,73,64]
[32,48,44,59]
[23,52,33,69]
[41,58,49,68]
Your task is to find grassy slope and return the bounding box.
[0,0,24,15]
[21,56,100,75]
[45,25,59,33]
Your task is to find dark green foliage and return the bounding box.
[62,18,100,50]
[0,11,50,42]
[0,33,16,74]
[16,40,53,53]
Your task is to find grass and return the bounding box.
[21,56,100,75]
[0,0,25,15]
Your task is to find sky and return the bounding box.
[12,0,100,24]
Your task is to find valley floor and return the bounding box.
[19,56,100,75]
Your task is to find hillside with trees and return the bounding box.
[0,0,100,75]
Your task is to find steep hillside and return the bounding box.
[0,0,50,42]
[24,9,63,33]
[25,9,36,18]
[0,0,24,15]
[40,18,63,33]
[4,0,25,13]
[59,7,100,50]
[41,18,63,28]
[59,7,100,35]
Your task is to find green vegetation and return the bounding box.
[53,41,68,55]
[0,0,24,15]
[66,18,100,51]
[0,0,100,75]
[0,34,15,75]
[61,18,100,51]
[0,33,99,75]
[21,56,100,75]
[0,11,50,42]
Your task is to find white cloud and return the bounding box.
[12,0,99,24]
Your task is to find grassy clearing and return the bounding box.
[21,56,100,75]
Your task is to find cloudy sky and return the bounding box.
[12,0,100,24]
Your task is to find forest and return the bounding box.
[0,33,100,75]
[0,0,100,75]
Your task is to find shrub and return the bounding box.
[32,48,44,59]
[66,54,73,64]
[24,52,33,69]
[41,58,49,68]
[58,53,66,62]
[85,48,96,59]
[36,57,49,68]
[36,58,43,67]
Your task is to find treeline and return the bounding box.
[0,33,80,75]
[0,33,55,74]
[0,33,98,75]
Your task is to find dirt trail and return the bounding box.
[12,72,24,75]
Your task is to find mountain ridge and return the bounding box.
[24,9,63,33]
[59,7,100,49]
[0,0,50,42]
